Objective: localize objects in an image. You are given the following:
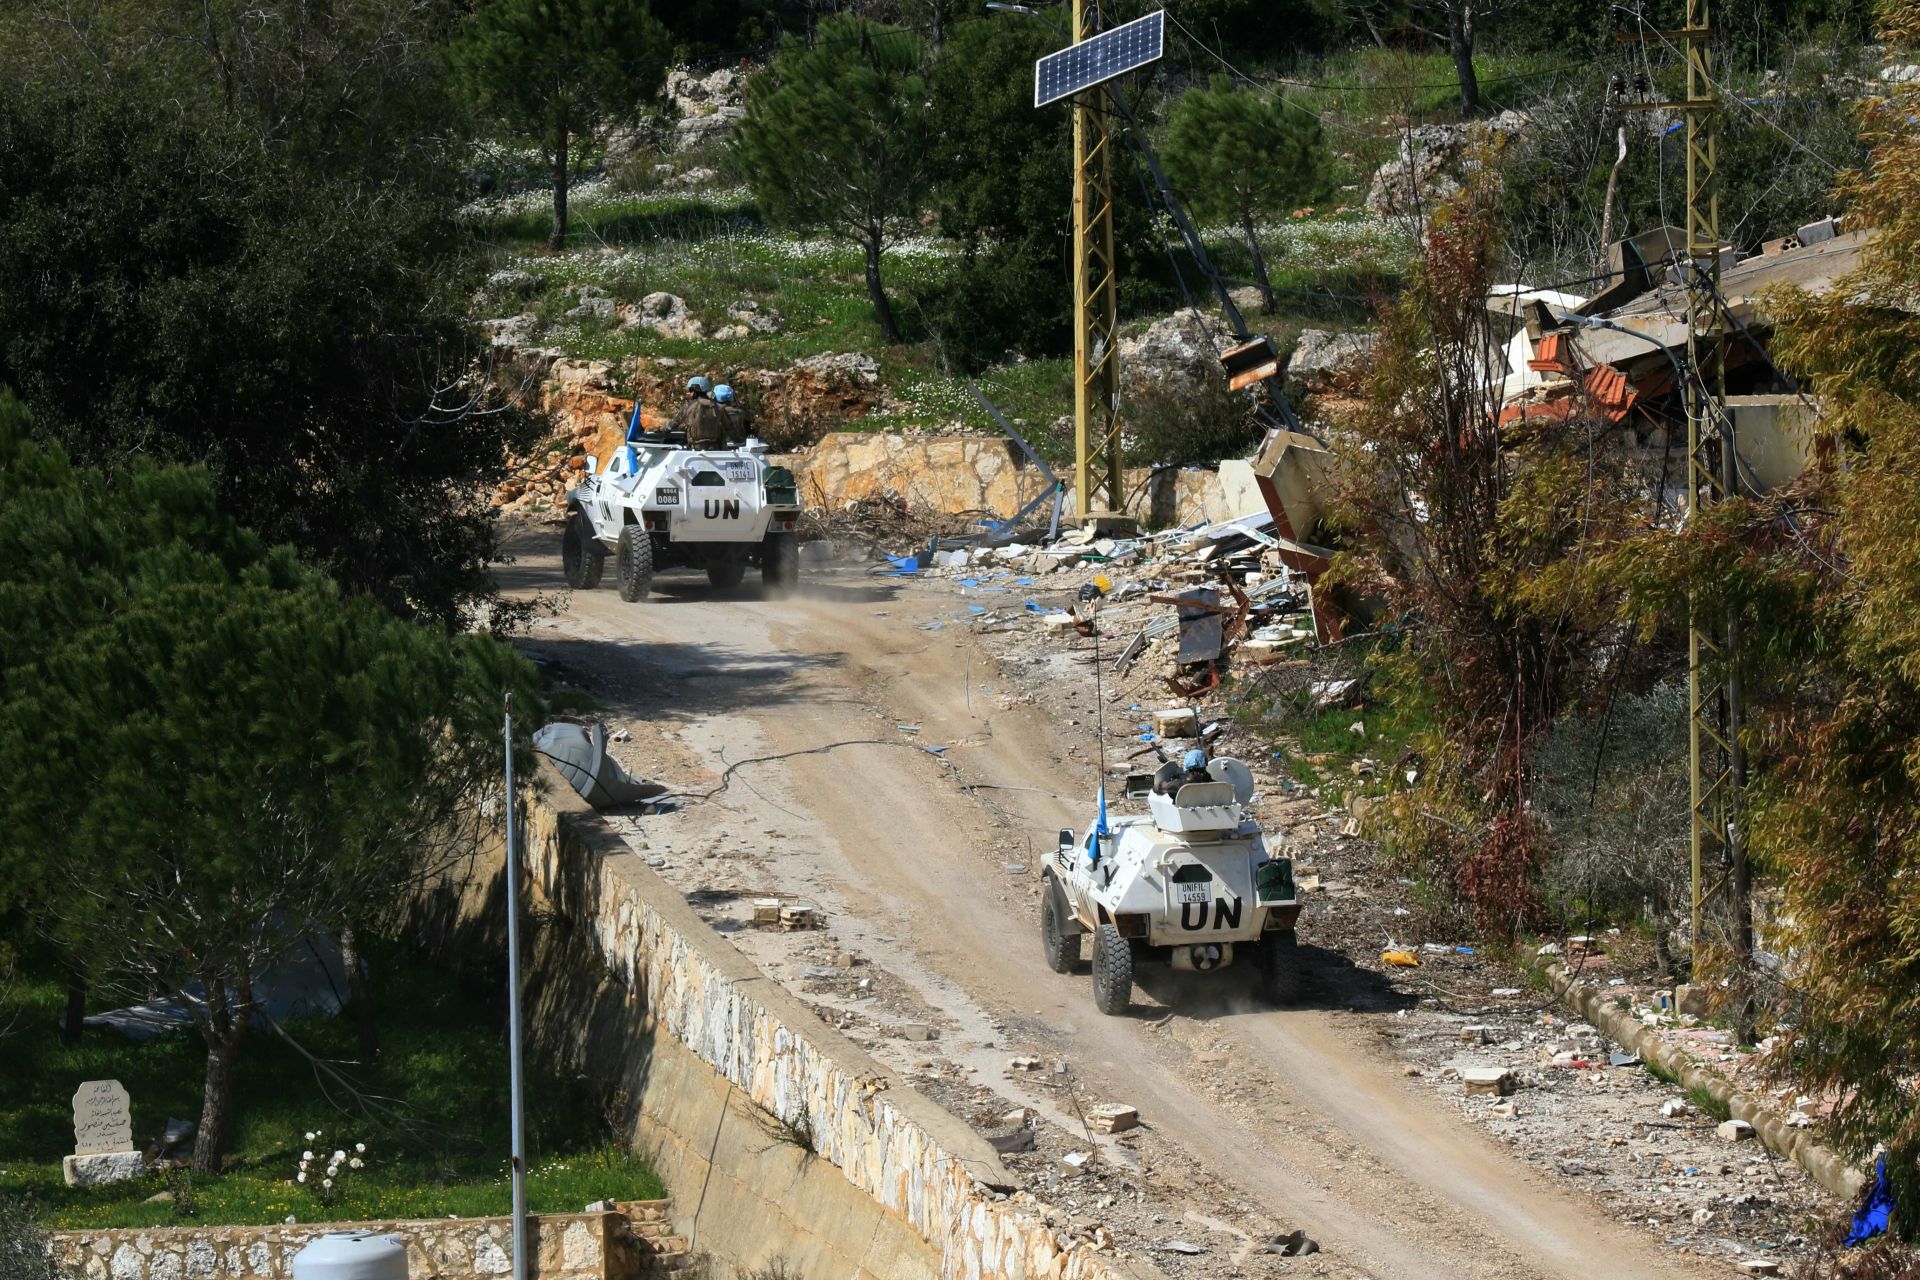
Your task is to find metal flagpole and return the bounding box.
[502,693,529,1280]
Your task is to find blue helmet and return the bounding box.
[687,375,712,395]
[713,383,735,404]
[1183,748,1207,771]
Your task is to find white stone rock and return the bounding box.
[63,1151,146,1188]
[109,1244,143,1280]
[472,1232,512,1276]
[1286,329,1378,396]
[565,296,616,322]
[1717,1118,1756,1142]
[793,351,879,384]
[184,1243,216,1280]
[560,1220,599,1269]
[148,1249,183,1280]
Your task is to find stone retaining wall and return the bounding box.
[505,768,1164,1280]
[48,1209,654,1280]
[779,433,1269,529]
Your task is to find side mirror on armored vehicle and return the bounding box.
[584,455,597,476]
[1123,773,1156,801]
[1058,828,1074,851]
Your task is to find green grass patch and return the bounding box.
[0,951,660,1228]
[1686,1085,1733,1122]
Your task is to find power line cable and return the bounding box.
[1633,10,1843,175]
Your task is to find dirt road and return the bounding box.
[498,528,1710,1280]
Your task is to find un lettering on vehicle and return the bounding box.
[703,497,742,519]
[1179,897,1242,931]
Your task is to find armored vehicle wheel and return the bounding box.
[616,525,653,602]
[1040,882,1081,974]
[1258,929,1306,1006]
[762,530,799,597]
[1090,923,1133,1016]
[563,514,605,589]
[707,558,746,589]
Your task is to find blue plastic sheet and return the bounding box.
[1845,1155,1894,1247]
[886,554,919,574]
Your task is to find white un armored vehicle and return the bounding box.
[562,427,801,601]
[1042,759,1304,1014]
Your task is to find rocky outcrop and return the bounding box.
[1115,311,1233,394]
[1285,328,1378,398]
[619,292,704,341]
[1366,110,1528,217]
[666,66,747,152]
[747,353,881,449]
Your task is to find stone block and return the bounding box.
[1675,983,1710,1017]
[1088,1104,1138,1134]
[1718,1119,1756,1142]
[1737,1261,1781,1276]
[1459,1025,1495,1044]
[63,1151,146,1188]
[1461,1067,1514,1096]
[1153,709,1199,739]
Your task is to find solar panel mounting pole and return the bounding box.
[1071,0,1122,526]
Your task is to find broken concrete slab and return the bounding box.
[1088,1104,1139,1135]
[1718,1119,1757,1142]
[1462,1067,1515,1096]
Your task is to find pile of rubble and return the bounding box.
[845,506,1325,696]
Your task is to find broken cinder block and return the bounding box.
[1088,1104,1139,1134]
[1717,1118,1756,1142]
[752,898,783,925]
[1461,1067,1515,1096]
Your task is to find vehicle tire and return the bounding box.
[762,530,799,598]
[1040,882,1081,974]
[1090,923,1133,1016]
[1258,929,1307,1007]
[707,558,746,590]
[563,514,605,590]
[616,525,653,602]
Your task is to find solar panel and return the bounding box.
[1034,10,1165,109]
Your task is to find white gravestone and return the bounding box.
[63,1079,145,1187]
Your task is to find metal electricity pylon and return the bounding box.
[1620,0,1751,980]
[1070,0,1123,523]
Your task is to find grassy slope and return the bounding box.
[0,953,660,1228]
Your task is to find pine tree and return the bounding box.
[0,397,538,1173]
[1163,76,1328,315]
[455,0,671,250]
[731,16,930,344]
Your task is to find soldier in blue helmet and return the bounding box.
[1155,747,1212,795]
[713,383,752,445]
[670,375,728,448]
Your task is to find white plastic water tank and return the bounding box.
[290,1232,409,1280]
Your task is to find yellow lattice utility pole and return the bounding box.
[1617,0,1750,983]
[1678,0,1752,983]
[1071,0,1122,525]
